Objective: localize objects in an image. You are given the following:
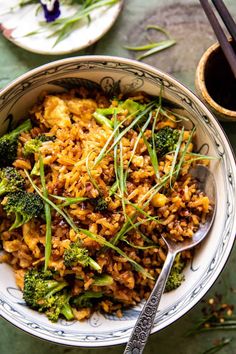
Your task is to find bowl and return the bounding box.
[195,40,236,122]
[0,56,235,347]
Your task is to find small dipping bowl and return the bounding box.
[195,39,236,122]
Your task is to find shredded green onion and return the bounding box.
[18,0,119,47]
[169,127,184,187]
[175,127,196,180]
[39,155,52,271]
[25,170,153,280]
[123,238,157,250]
[137,40,176,61]
[86,152,101,194]
[141,115,160,180]
[124,24,176,61]
[79,229,154,280]
[50,195,88,207]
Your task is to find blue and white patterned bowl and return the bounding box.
[0,56,235,347]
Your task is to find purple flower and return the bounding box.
[40,0,61,23]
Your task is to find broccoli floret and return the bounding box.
[165,254,185,292]
[3,190,44,230]
[23,269,74,322]
[120,99,145,115]
[92,99,145,128]
[0,167,25,196]
[154,127,180,157]
[23,134,55,156]
[72,291,103,308]
[165,270,184,292]
[89,196,108,212]
[37,135,55,143]
[23,139,42,156]
[23,269,67,308]
[45,291,74,322]
[0,119,32,167]
[64,242,101,271]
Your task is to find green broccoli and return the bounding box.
[72,291,103,308]
[92,99,145,128]
[23,134,55,156]
[23,269,67,308]
[44,291,74,322]
[3,190,44,230]
[0,167,25,196]
[63,242,101,271]
[120,99,145,115]
[89,196,108,212]
[165,253,185,292]
[154,127,180,157]
[23,269,74,322]
[0,119,32,167]
[92,111,114,129]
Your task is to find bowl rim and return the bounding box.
[195,40,236,118]
[0,55,235,347]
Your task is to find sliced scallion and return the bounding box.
[79,228,154,280]
[39,155,52,271]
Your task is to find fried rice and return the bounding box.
[0,87,211,321]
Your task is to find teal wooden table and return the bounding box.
[0,1,236,353]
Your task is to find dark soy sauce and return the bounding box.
[204,41,236,111]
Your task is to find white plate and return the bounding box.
[0,1,123,55]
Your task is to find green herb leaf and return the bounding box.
[50,195,88,207]
[86,152,101,194]
[107,102,157,155]
[146,24,173,39]
[169,127,184,187]
[123,43,159,51]
[175,127,196,180]
[48,0,119,46]
[201,338,232,354]
[141,125,160,180]
[124,24,176,61]
[137,39,176,60]
[123,238,157,250]
[24,170,81,238]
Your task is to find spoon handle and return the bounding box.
[123,251,176,354]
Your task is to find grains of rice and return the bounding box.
[0,88,211,321]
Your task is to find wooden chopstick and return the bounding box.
[212,0,236,43]
[199,0,236,79]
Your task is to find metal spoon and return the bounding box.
[124,165,216,354]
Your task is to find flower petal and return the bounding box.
[40,0,61,23]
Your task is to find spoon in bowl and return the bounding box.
[124,165,216,354]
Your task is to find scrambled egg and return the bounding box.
[35,96,97,128]
[66,98,97,122]
[40,95,71,129]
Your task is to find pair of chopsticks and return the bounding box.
[199,0,236,78]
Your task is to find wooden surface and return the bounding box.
[0,1,236,353]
